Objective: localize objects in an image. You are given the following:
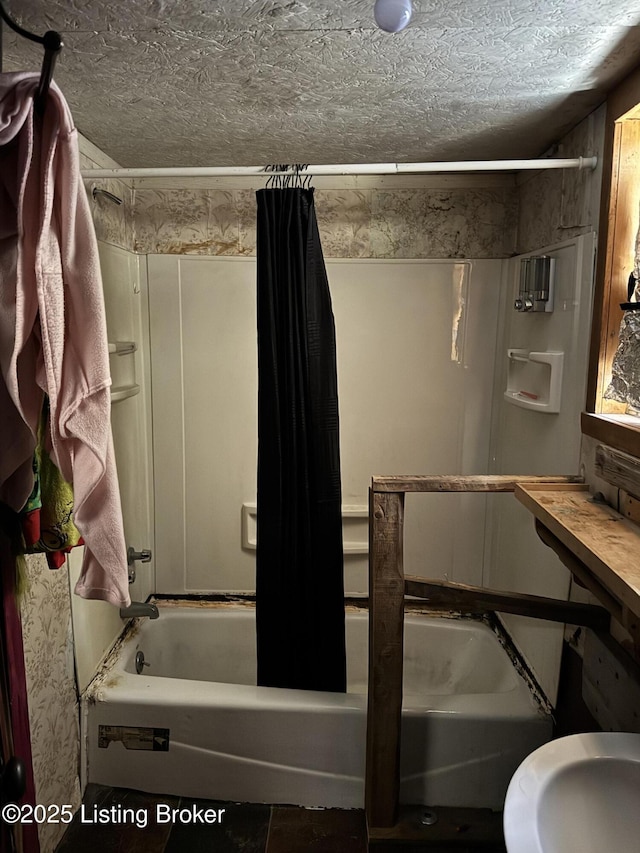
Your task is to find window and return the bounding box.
[586,66,640,456]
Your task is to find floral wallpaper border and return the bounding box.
[19,556,81,853]
[130,185,519,259]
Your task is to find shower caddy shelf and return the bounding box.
[108,340,139,403]
[504,349,564,413]
[241,502,368,553]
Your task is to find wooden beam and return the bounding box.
[366,489,405,829]
[371,474,583,493]
[403,576,610,630]
[595,444,640,499]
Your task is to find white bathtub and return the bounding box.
[83,602,552,810]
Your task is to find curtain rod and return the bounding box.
[81,156,598,180]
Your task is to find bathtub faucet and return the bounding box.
[119,601,159,620]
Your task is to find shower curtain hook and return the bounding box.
[297,164,309,189]
[265,164,278,189]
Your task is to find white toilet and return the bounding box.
[503,732,640,853]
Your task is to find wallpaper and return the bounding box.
[132,185,518,259]
[19,555,81,853]
[79,151,134,252]
[516,106,605,253]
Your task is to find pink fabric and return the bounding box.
[0,72,130,607]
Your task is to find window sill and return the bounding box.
[582,412,640,457]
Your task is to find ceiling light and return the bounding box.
[374,0,413,33]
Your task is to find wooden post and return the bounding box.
[366,488,405,828]
[364,474,585,842]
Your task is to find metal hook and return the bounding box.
[0,1,63,114]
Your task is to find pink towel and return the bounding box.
[0,72,130,607]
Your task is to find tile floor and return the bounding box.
[55,785,366,853]
[55,785,507,852]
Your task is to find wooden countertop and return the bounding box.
[515,483,640,621]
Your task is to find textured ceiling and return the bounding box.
[3,0,640,167]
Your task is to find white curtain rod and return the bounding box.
[81,156,597,180]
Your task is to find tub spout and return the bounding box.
[120,601,159,620]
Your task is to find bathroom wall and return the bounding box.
[516,105,605,254]
[18,554,80,853]
[80,135,135,251]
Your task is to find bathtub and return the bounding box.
[83,602,552,810]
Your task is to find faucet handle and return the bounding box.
[127,547,152,584]
[127,547,152,565]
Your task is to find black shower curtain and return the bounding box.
[255,187,346,693]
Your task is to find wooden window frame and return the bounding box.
[586,65,640,456]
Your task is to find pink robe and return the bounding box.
[0,72,130,607]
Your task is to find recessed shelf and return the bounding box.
[110,384,140,403]
[505,349,564,413]
[241,502,369,553]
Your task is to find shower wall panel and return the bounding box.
[148,256,502,595]
[485,232,597,704]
